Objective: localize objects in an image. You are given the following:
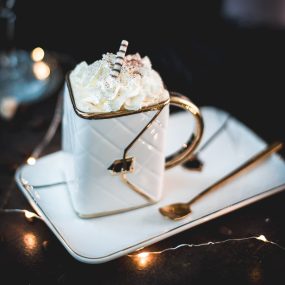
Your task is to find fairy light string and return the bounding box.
[129,235,285,269]
[26,93,63,164]
[128,235,285,258]
[0,209,41,222]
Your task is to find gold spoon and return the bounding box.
[159,142,283,221]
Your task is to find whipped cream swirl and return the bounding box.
[70,53,169,113]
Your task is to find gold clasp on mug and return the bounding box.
[108,157,135,175]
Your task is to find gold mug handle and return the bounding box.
[165,92,204,170]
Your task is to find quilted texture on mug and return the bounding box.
[62,85,169,215]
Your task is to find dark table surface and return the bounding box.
[1,1,285,284]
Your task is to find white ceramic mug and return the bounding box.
[62,73,204,218]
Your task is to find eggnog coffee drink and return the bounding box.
[70,41,169,113]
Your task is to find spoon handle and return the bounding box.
[187,142,283,205]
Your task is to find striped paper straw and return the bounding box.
[111,40,129,78]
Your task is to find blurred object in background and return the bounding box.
[0,0,15,50]
[0,0,62,120]
[223,0,285,27]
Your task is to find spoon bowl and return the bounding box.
[159,203,192,220]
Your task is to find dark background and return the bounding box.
[14,0,285,151]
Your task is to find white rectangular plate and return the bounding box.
[15,107,285,263]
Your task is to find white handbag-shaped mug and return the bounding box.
[62,73,204,218]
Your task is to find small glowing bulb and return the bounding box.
[33,61,50,80]
[24,210,36,222]
[23,232,37,251]
[31,47,45,62]
[27,157,36,165]
[256,235,268,242]
[132,252,153,269]
[137,252,150,259]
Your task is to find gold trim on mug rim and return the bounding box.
[66,72,170,120]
